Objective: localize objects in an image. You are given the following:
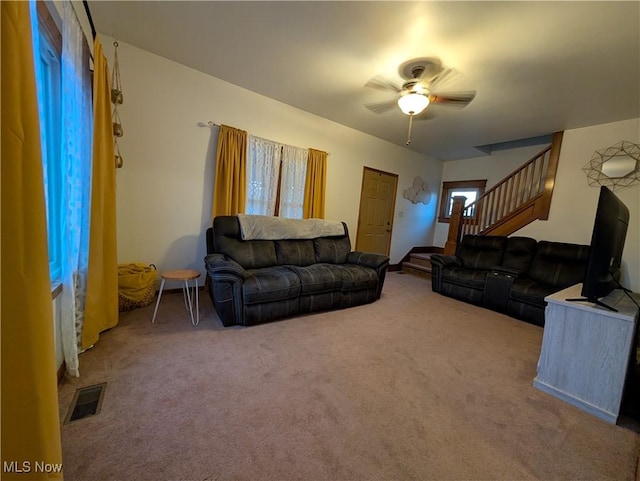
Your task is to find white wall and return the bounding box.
[106,37,442,278]
[517,119,640,292]
[433,142,550,246]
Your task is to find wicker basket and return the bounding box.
[118,263,158,312]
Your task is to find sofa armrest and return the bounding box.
[347,251,390,270]
[430,254,460,268]
[429,254,460,294]
[484,269,518,312]
[204,254,247,327]
[347,251,390,299]
[204,254,247,281]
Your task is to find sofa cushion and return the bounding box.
[286,264,342,294]
[275,240,315,266]
[527,241,589,288]
[314,236,350,264]
[457,235,507,270]
[510,278,560,307]
[442,266,489,290]
[213,216,277,269]
[243,266,301,304]
[334,264,379,291]
[244,299,301,324]
[219,239,277,270]
[441,281,485,305]
[502,236,537,273]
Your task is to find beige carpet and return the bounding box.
[58,272,640,481]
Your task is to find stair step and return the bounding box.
[408,253,432,269]
[402,261,432,278]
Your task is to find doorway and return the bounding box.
[355,167,398,255]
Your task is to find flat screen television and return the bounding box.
[570,186,630,311]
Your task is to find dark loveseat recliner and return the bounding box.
[204,216,389,327]
[430,235,589,326]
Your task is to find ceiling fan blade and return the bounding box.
[365,99,398,114]
[413,108,438,121]
[428,67,461,91]
[430,91,476,108]
[364,76,402,93]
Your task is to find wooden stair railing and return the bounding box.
[444,131,563,255]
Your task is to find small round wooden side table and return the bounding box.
[151,269,201,326]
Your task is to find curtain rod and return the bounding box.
[199,121,330,156]
[197,121,220,128]
[82,0,97,40]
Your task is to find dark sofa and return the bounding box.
[430,235,589,326]
[204,215,389,327]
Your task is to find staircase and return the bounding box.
[444,131,563,255]
[401,253,433,278]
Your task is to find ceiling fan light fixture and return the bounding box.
[397,93,429,115]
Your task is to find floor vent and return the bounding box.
[64,383,106,424]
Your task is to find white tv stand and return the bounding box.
[534,283,639,424]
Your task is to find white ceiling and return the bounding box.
[89,1,640,160]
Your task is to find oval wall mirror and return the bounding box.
[600,155,636,178]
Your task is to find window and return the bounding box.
[32,2,63,282]
[246,136,281,215]
[278,145,307,218]
[245,136,308,218]
[438,179,487,223]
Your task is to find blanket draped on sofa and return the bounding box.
[237,214,345,240]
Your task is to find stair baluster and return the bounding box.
[451,131,563,250]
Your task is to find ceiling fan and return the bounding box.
[365,58,476,144]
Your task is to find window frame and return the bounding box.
[34,2,63,283]
[438,179,487,223]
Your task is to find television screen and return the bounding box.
[580,186,629,309]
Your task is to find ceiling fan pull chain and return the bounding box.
[406,114,414,145]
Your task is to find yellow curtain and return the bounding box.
[1,2,64,478]
[82,39,118,349]
[212,124,247,217]
[303,148,328,219]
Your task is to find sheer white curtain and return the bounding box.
[246,135,282,215]
[279,145,308,219]
[59,2,92,376]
